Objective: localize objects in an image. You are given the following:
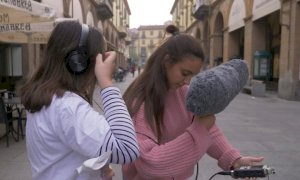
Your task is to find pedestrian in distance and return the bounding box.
[131,63,136,77]
[20,21,139,180]
[138,65,141,75]
[115,66,125,82]
[122,24,263,180]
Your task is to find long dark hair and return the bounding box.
[20,21,106,113]
[123,25,205,142]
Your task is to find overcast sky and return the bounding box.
[127,0,174,29]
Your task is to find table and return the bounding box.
[0,89,7,94]
[3,97,21,105]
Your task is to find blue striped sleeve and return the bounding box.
[100,87,139,164]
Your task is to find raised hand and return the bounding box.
[95,51,116,89]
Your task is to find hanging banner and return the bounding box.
[0,18,77,44]
[0,0,58,43]
[0,21,54,44]
[0,0,56,24]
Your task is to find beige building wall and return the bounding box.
[136,25,166,67]
[109,0,131,68]
[1,0,132,90]
[171,0,197,31]
[171,0,300,101]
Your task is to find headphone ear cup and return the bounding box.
[65,24,90,75]
[65,49,90,74]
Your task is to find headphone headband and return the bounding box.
[79,24,89,47]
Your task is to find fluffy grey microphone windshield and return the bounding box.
[186,59,249,116]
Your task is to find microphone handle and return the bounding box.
[231,165,275,178]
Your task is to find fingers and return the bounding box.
[94,51,116,89]
[96,53,103,64]
[95,51,116,64]
[103,51,116,63]
[102,165,115,180]
[196,115,216,130]
[248,157,264,166]
[252,157,264,162]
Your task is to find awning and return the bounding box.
[0,1,56,24]
[0,18,77,44]
[0,21,53,44]
[0,0,57,44]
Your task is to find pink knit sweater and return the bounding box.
[122,85,241,180]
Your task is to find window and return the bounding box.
[141,47,147,57]
[141,31,146,38]
[150,40,153,45]
[158,31,162,38]
[0,45,22,77]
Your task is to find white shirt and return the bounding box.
[26,87,139,180]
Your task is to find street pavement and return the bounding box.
[0,71,299,180]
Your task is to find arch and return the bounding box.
[214,12,224,34]
[97,21,103,32]
[195,27,201,39]
[201,21,210,63]
[86,11,94,26]
[213,12,224,66]
[69,0,83,22]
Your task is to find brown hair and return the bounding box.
[20,21,106,113]
[123,25,205,142]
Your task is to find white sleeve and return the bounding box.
[55,93,111,158]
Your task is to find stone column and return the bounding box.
[210,33,223,66]
[223,27,230,62]
[223,27,241,62]
[243,16,254,78]
[278,0,300,101]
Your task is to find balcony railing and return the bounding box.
[192,0,210,20]
[125,36,131,45]
[93,0,113,20]
[148,43,155,49]
[118,26,127,39]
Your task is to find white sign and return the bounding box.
[252,0,281,21]
[228,0,246,32]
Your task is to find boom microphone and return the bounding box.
[186,59,248,116]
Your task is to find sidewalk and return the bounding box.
[190,91,300,180]
[0,72,299,180]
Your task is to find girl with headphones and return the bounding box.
[20,21,139,180]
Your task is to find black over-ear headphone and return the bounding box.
[65,24,90,74]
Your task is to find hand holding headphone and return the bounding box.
[95,52,116,89]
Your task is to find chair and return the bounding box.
[17,107,27,140]
[0,97,20,147]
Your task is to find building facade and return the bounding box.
[134,25,166,67]
[171,0,300,101]
[0,0,131,90]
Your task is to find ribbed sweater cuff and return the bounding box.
[218,149,241,170]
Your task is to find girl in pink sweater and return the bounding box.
[122,25,263,180]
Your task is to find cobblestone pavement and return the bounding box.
[0,72,299,180]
